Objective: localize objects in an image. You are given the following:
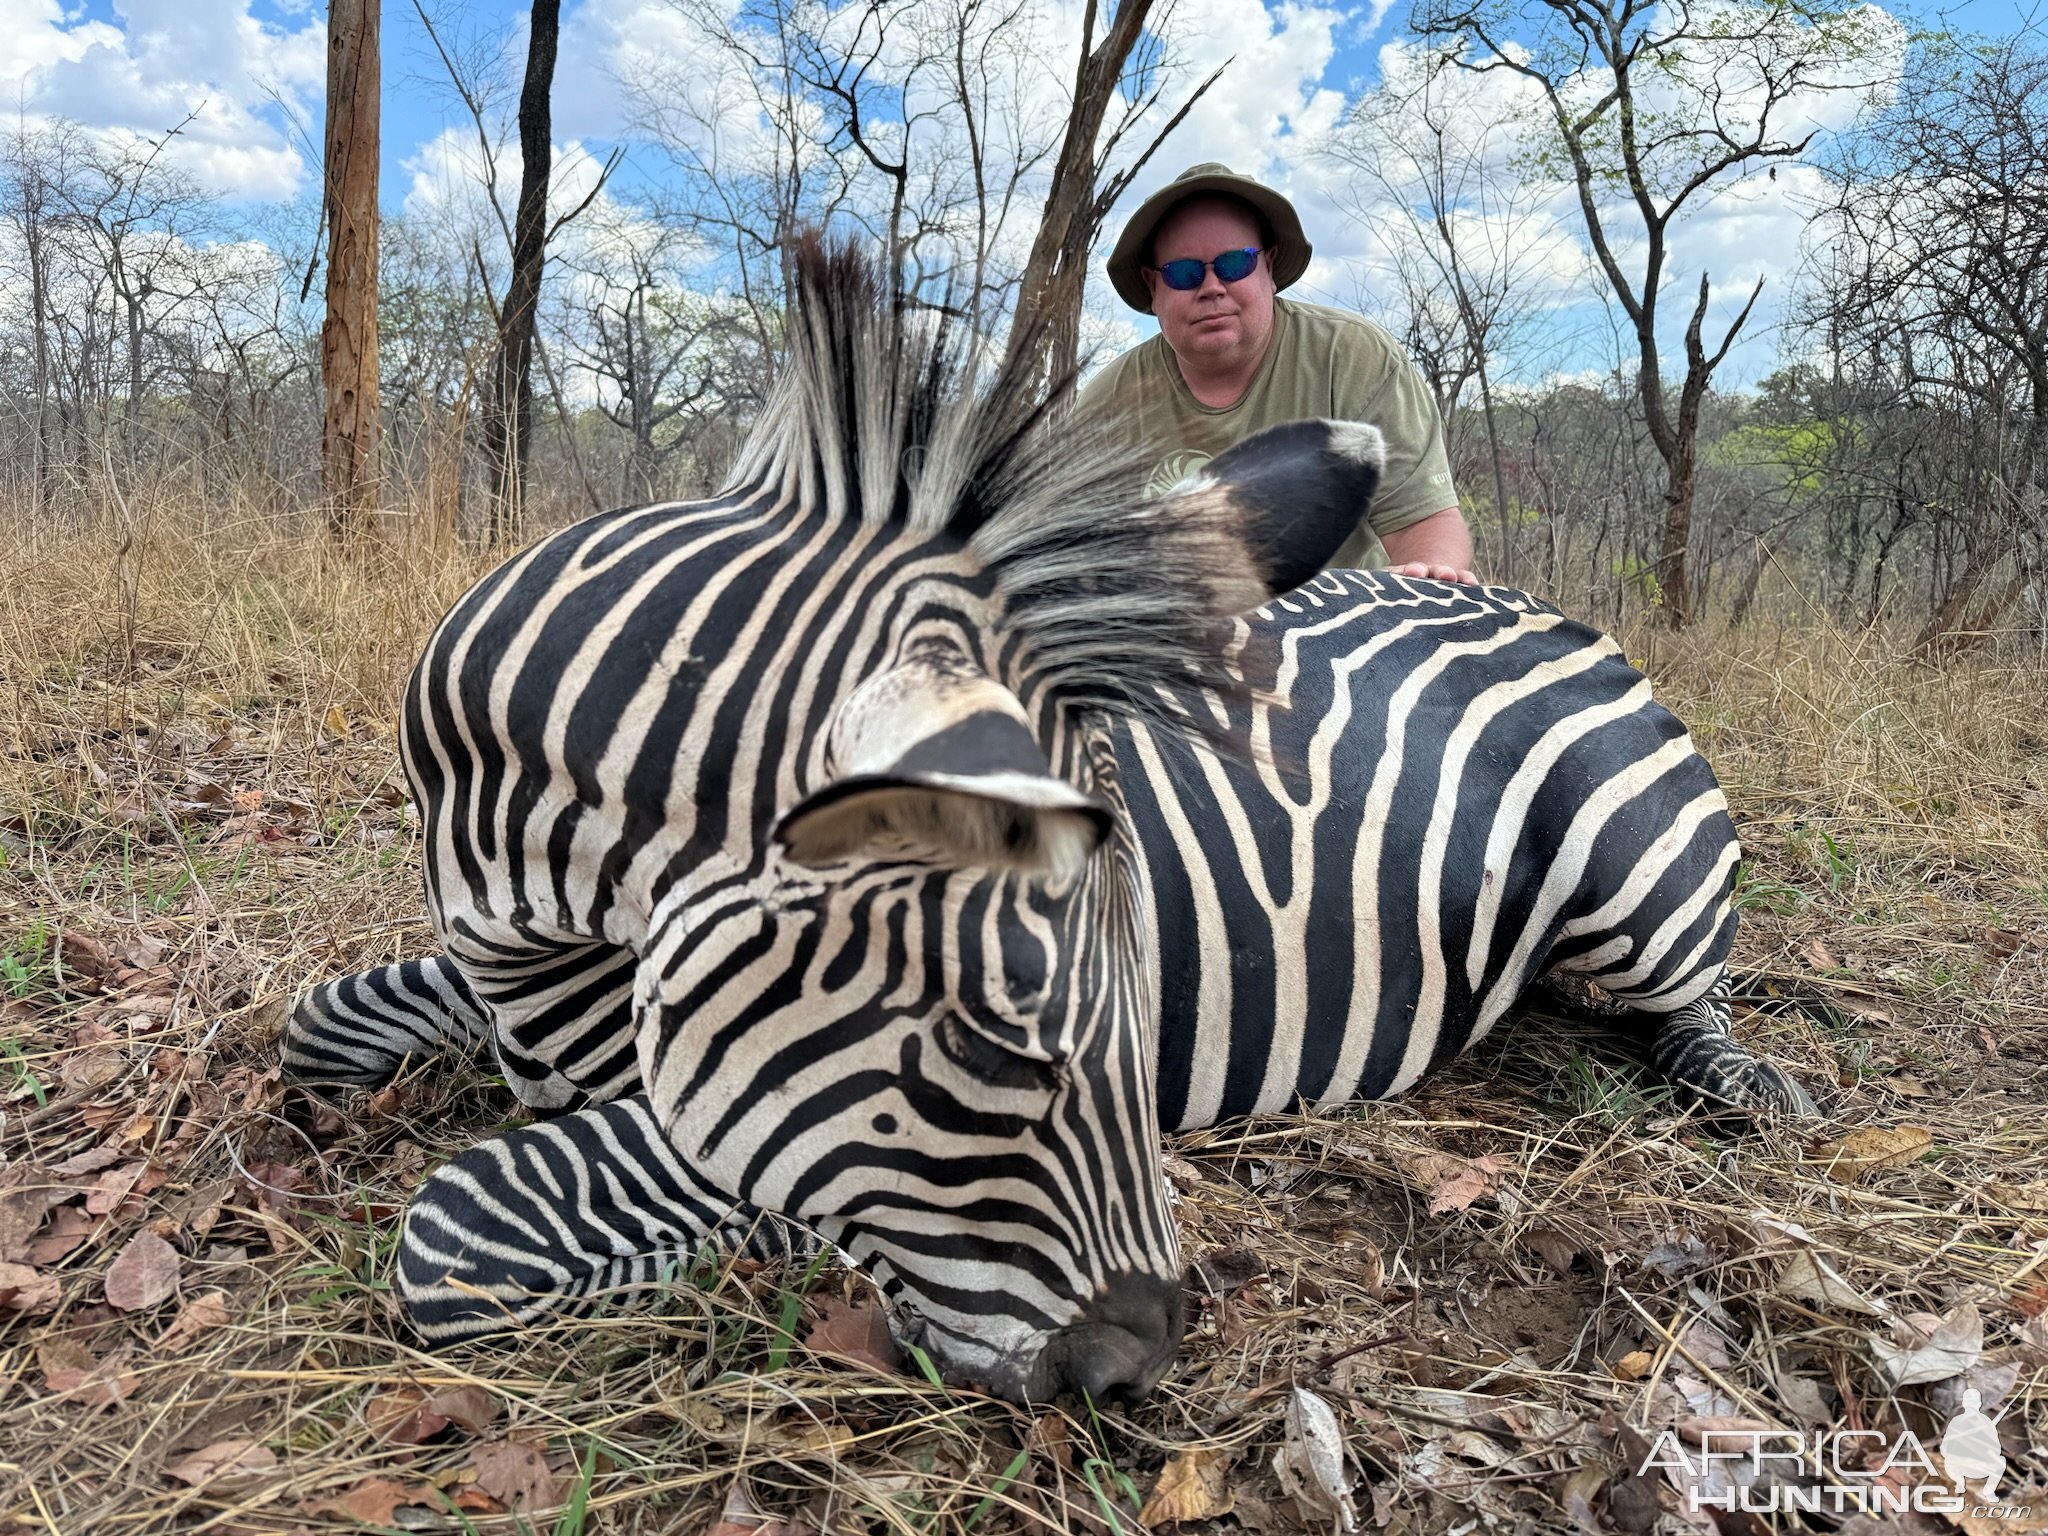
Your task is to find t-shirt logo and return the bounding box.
[1146,450,1213,500]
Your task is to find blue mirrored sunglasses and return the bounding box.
[1151,246,1263,291]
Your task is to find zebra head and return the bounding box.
[637,241,1384,1402]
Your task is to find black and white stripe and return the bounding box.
[283,238,1807,1404]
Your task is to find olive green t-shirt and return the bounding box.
[1075,297,1458,569]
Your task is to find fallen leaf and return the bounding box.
[85,1162,147,1216]
[323,705,350,738]
[1986,1181,2048,1215]
[41,1340,136,1407]
[1192,1247,1267,1295]
[1777,1249,1881,1315]
[1141,1446,1235,1525]
[58,932,114,980]
[1272,1387,1357,1533]
[1871,1302,1983,1385]
[0,1166,69,1261]
[1559,1465,1607,1535]
[60,1047,126,1093]
[469,1439,559,1512]
[0,1261,61,1314]
[1815,1125,1933,1184]
[1776,1376,1834,1425]
[28,1206,93,1267]
[105,1230,180,1310]
[428,1384,501,1435]
[50,1145,122,1178]
[165,1439,277,1490]
[159,1290,232,1351]
[1804,937,1840,971]
[367,1384,450,1444]
[1524,1226,1578,1272]
[304,1476,430,1524]
[802,1297,905,1376]
[1612,1350,1654,1381]
[1425,1154,1512,1215]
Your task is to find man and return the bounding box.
[1078,162,1477,584]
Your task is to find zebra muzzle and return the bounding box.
[1027,1270,1186,1404]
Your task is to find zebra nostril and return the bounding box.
[1046,1272,1187,1404]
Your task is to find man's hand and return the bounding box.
[1379,506,1478,587]
[1385,560,1480,586]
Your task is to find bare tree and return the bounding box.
[0,121,90,510]
[1327,52,1553,582]
[478,0,561,539]
[1001,0,1225,394]
[323,0,381,533]
[555,213,755,499]
[1415,0,1889,625]
[1806,31,2048,646]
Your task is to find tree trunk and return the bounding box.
[1000,0,1157,397]
[483,0,561,544]
[26,205,53,511]
[321,0,381,535]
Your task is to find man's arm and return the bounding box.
[1380,505,1477,586]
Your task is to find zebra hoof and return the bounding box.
[1684,1057,1818,1120]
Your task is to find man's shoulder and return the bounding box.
[1277,298,1408,361]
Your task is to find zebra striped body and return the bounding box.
[283,242,1806,1403]
[1124,571,1740,1128]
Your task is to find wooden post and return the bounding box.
[322,0,380,535]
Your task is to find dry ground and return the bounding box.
[2,506,2046,1536]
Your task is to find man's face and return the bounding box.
[1144,196,1276,376]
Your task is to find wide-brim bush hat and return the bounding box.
[1106,161,1313,314]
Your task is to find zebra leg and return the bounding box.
[398,1094,808,1341]
[457,939,644,1111]
[283,956,491,1090]
[1645,980,1817,1116]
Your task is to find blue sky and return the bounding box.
[6,0,2039,383]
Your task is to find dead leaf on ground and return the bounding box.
[1814,1125,1933,1183]
[427,1384,501,1435]
[366,1384,451,1445]
[705,1482,821,1536]
[164,1439,278,1491]
[303,1476,432,1524]
[105,1229,180,1310]
[1141,1445,1235,1525]
[84,1162,148,1216]
[469,1438,559,1512]
[0,1165,70,1261]
[1192,1246,1267,1295]
[1559,1465,1606,1535]
[1612,1350,1654,1381]
[1871,1301,1984,1386]
[802,1296,905,1376]
[1414,1152,1512,1215]
[27,1206,93,1266]
[1776,1248,1881,1315]
[158,1290,232,1351]
[0,1261,61,1314]
[40,1339,136,1408]
[1272,1387,1357,1533]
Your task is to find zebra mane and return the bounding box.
[723,234,1264,728]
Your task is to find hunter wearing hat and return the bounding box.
[1080,162,1477,584]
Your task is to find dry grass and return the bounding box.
[2,505,2045,1536]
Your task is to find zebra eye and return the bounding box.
[934,1012,1062,1092]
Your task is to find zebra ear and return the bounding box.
[1178,418,1385,595]
[774,654,1112,878]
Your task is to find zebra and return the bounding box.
[282,237,1811,1405]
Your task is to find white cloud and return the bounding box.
[0,0,325,200]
